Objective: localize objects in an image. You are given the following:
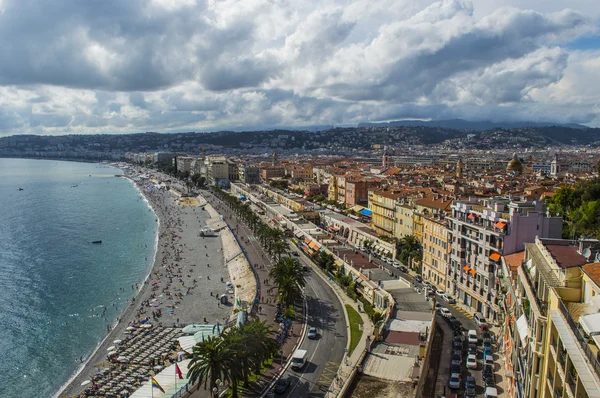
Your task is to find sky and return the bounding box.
[0,0,599,136]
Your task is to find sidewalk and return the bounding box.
[187,191,304,398]
[292,245,374,398]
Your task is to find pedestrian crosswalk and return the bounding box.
[449,303,474,319]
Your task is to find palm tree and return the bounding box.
[187,336,232,394]
[272,240,288,262]
[270,257,306,305]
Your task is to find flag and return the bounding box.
[152,377,165,393]
[175,363,183,380]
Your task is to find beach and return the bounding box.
[58,171,240,398]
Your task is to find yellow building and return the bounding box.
[513,238,600,398]
[369,189,402,237]
[413,195,452,244]
[394,203,415,239]
[327,176,338,201]
[422,216,450,290]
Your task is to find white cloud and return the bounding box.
[0,0,598,135]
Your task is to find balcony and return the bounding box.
[566,372,577,397]
[519,265,548,316]
[557,300,600,378]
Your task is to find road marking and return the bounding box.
[318,362,339,385]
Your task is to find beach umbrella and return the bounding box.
[107,346,116,351]
[126,326,135,331]
[117,356,129,363]
[81,380,91,386]
[113,340,123,345]
[107,351,117,357]
[142,324,152,329]
[153,365,163,371]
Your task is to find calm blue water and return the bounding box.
[0,158,157,398]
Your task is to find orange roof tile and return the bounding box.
[582,262,600,286]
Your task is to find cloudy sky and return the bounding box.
[0,0,599,136]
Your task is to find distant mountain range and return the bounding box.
[358,118,589,130]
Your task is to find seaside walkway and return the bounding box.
[187,191,304,398]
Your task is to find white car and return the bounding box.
[449,373,461,389]
[466,354,478,369]
[439,308,452,318]
[468,330,479,344]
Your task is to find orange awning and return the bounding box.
[328,226,339,232]
[495,221,507,228]
[305,237,312,244]
[309,241,321,251]
[463,266,471,272]
[490,252,501,261]
[470,269,477,275]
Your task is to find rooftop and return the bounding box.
[583,262,600,287]
[546,245,588,269]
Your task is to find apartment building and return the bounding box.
[369,189,403,237]
[512,237,600,398]
[260,165,285,182]
[345,178,372,206]
[422,216,451,290]
[413,195,452,244]
[204,156,229,185]
[394,203,415,240]
[447,197,562,322]
[175,156,194,173]
[238,165,260,184]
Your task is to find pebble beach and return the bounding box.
[58,170,243,398]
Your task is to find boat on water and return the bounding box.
[71,184,78,188]
[92,240,102,244]
[17,188,24,191]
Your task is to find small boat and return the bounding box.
[71,185,78,188]
[18,188,24,191]
[92,240,102,244]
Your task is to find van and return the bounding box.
[474,312,488,328]
[291,349,307,370]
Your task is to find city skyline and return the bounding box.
[0,0,599,136]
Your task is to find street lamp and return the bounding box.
[212,379,224,397]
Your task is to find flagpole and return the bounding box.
[151,377,154,398]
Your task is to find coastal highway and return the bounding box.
[202,190,347,397]
[280,250,347,398]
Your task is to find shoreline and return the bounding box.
[57,168,233,397]
[54,171,161,398]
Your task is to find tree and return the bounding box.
[187,336,232,394]
[270,257,306,306]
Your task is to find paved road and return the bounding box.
[203,190,346,397]
[281,265,347,398]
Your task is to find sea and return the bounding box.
[0,158,158,398]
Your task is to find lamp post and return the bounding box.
[212,379,224,397]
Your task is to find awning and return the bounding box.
[360,209,373,217]
[130,359,191,398]
[328,225,339,232]
[309,241,321,251]
[468,213,475,220]
[470,269,477,276]
[305,237,311,245]
[490,252,501,261]
[516,314,530,348]
[580,313,600,335]
[294,230,304,239]
[495,221,507,228]
[463,266,471,272]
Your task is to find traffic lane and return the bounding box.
[283,267,346,397]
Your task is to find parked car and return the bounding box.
[482,331,493,344]
[448,373,461,389]
[483,364,494,379]
[392,261,400,268]
[485,374,496,388]
[451,352,462,366]
[483,341,493,355]
[423,281,432,288]
[484,354,494,367]
[435,302,442,310]
[307,327,318,339]
[399,266,408,273]
[439,308,452,318]
[450,363,462,375]
[453,337,463,351]
[467,330,478,344]
[474,312,488,328]
[274,375,291,394]
[466,354,478,369]
[465,376,477,396]
[436,290,445,297]
[468,343,478,355]
[444,294,457,304]
[449,317,462,331]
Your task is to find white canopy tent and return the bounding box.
[130,359,191,398]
